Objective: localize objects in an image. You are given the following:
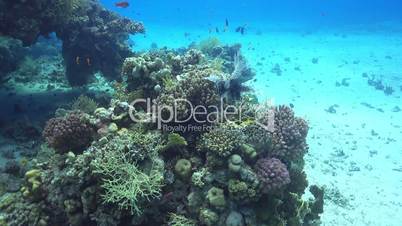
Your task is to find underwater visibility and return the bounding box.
[0,0,402,225]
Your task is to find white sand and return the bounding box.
[132,24,402,226]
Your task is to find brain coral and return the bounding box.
[43,112,94,153]
[254,157,290,193]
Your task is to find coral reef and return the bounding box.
[1,43,323,226]
[42,112,94,153]
[0,0,145,86]
[198,124,245,157]
[255,158,291,193]
[270,105,309,161]
[0,37,27,83]
[71,95,98,114]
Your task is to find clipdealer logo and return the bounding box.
[128,97,275,132]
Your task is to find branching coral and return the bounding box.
[91,136,164,215]
[168,213,196,226]
[2,43,323,226]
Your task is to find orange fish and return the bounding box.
[115,1,129,8]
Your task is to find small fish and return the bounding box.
[225,18,229,27]
[115,1,129,8]
[235,26,245,35]
[86,58,91,66]
[215,27,219,33]
[75,56,80,65]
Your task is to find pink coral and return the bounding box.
[270,105,309,160]
[255,157,290,193]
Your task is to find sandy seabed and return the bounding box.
[133,23,402,226]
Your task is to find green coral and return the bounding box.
[91,135,164,215]
[197,37,221,55]
[239,144,257,160]
[174,159,192,178]
[191,168,211,187]
[96,129,162,163]
[206,187,226,208]
[20,169,42,200]
[199,208,219,226]
[228,154,243,173]
[168,213,196,226]
[164,133,188,151]
[71,94,98,114]
[228,179,257,202]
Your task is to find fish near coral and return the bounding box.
[115,1,129,8]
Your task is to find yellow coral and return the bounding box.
[21,169,42,198]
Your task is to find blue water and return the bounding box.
[1,1,402,225]
[98,1,402,225]
[102,0,402,28]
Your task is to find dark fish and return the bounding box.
[235,26,245,35]
[215,27,219,33]
[225,19,229,27]
[115,1,129,8]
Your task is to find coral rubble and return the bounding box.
[0,43,323,226]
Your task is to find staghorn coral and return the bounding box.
[255,157,291,193]
[92,155,164,215]
[91,133,164,215]
[42,112,94,154]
